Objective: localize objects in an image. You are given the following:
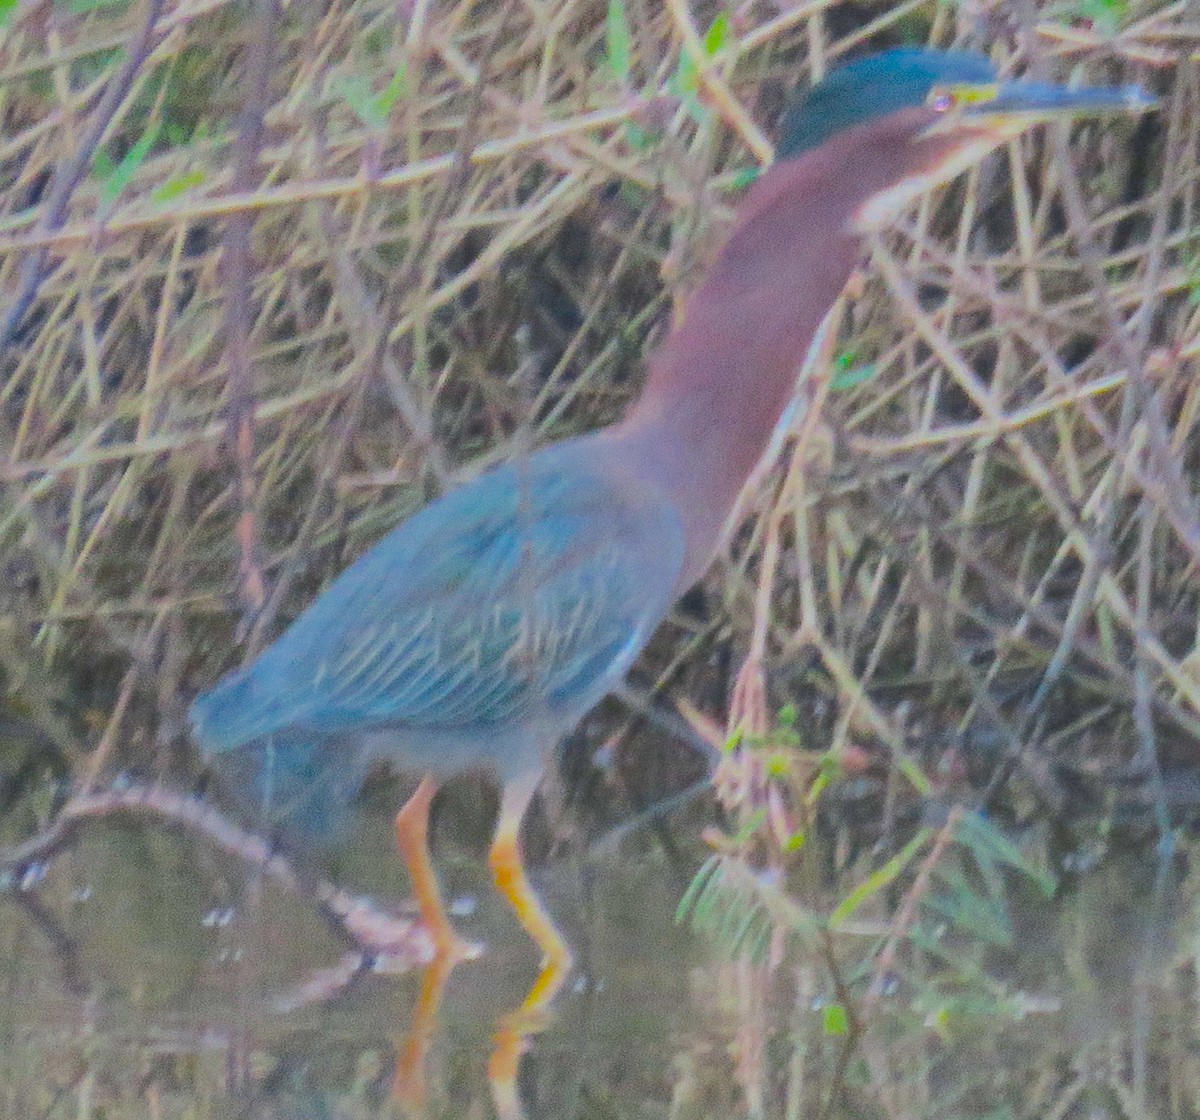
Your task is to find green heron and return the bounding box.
[191,48,1151,1011]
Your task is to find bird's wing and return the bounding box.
[192,450,685,751]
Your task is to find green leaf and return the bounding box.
[923,868,1013,947]
[605,0,632,82]
[1186,253,1200,304]
[151,169,205,204]
[96,119,161,205]
[723,166,760,192]
[955,812,1056,896]
[703,12,731,55]
[817,751,842,782]
[338,64,407,130]
[830,361,878,391]
[899,756,933,797]
[764,751,791,778]
[676,855,720,924]
[67,0,126,12]
[829,827,933,928]
[0,0,17,27]
[1075,0,1128,35]
[669,39,710,125]
[92,148,116,182]
[677,856,801,963]
[673,50,698,95]
[822,1003,849,1035]
[730,808,766,845]
[338,74,385,129]
[805,765,831,805]
[782,828,807,853]
[728,899,771,958]
[376,62,407,116]
[622,121,651,150]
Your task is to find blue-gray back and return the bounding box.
[191,439,686,771]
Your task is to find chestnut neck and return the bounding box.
[607,107,957,585]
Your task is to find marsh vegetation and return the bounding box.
[1,0,1198,1115]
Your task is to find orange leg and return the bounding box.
[395,775,470,958]
[392,775,476,1109]
[486,775,575,1118]
[392,947,458,1111]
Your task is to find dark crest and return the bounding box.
[776,47,997,159]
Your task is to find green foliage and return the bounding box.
[722,166,760,192]
[735,705,802,752]
[678,857,775,962]
[681,801,1056,989]
[1186,249,1200,304]
[922,866,1014,946]
[729,807,767,846]
[93,119,162,205]
[64,0,128,12]
[955,809,1055,897]
[677,855,823,962]
[678,809,1061,1099]
[673,59,701,121]
[822,1002,850,1035]
[829,827,933,928]
[68,45,125,91]
[151,169,206,204]
[605,0,632,83]
[606,0,660,153]
[830,811,1053,942]
[670,11,732,125]
[702,11,732,54]
[1061,0,1129,34]
[0,0,16,27]
[155,47,224,142]
[88,53,221,207]
[830,350,879,391]
[337,63,407,130]
[622,121,653,150]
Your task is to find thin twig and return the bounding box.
[219,0,280,622]
[0,0,167,359]
[0,784,432,968]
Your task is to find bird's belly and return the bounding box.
[358,711,575,784]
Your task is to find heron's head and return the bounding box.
[776,48,1155,230]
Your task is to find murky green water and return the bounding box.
[1,806,1196,1119]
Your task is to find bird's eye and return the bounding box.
[928,89,957,113]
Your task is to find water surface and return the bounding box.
[1,805,1194,1119]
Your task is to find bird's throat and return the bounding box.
[609,108,956,587]
[610,151,864,583]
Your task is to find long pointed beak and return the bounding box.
[959,78,1158,123]
[861,75,1157,232]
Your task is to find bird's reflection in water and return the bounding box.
[386,910,570,1120]
[276,901,573,1120]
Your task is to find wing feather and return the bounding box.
[192,443,685,752]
